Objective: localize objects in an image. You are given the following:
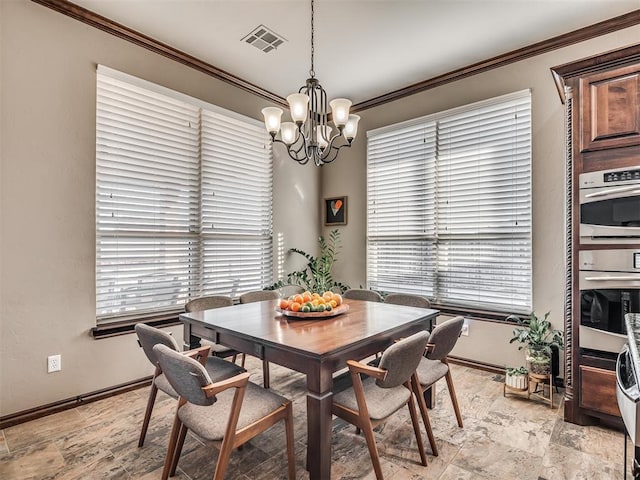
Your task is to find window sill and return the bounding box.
[432,304,522,325]
[90,314,182,339]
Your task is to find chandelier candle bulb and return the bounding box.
[261,107,283,135]
[344,115,361,140]
[281,122,298,145]
[329,98,352,127]
[287,94,310,123]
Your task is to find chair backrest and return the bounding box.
[342,289,383,302]
[239,290,279,304]
[153,344,216,407]
[427,316,465,361]
[384,293,431,309]
[377,331,430,388]
[185,295,233,313]
[135,323,180,366]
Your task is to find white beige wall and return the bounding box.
[0,0,319,416]
[322,26,640,371]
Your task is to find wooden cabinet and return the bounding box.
[551,43,640,427]
[579,65,640,153]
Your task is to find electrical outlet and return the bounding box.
[47,354,61,373]
[461,319,470,336]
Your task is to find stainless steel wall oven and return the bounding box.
[580,166,640,244]
[579,249,640,354]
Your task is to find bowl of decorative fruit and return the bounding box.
[277,291,348,319]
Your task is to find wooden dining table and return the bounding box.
[179,298,438,480]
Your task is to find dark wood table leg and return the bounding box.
[306,364,333,480]
[182,322,201,350]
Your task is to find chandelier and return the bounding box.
[261,0,360,167]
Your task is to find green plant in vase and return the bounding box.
[507,311,564,376]
[266,229,350,294]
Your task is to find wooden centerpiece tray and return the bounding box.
[277,303,349,319]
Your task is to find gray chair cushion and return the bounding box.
[342,289,383,302]
[428,316,464,361]
[416,357,449,387]
[200,339,235,356]
[333,377,411,421]
[384,293,431,309]
[377,331,430,388]
[154,344,215,407]
[185,295,233,312]
[179,382,289,441]
[239,290,279,304]
[135,323,179,365]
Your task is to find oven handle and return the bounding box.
[584,186,639,198]
[584,275,640,282]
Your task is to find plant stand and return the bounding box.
[528,372,553,408]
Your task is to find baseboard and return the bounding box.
[447,355,506,374]
[0,376,152,430]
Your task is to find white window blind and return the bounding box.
[367,90,532,313]
[200,110,273,296]
[96,68,272,324]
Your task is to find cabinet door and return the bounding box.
[579,365,620,417]
[580,65,640,152]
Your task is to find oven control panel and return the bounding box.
[604,168,640,183]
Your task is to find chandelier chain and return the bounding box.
[309,0,315,78]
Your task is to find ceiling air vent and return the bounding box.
[242,25,286,53]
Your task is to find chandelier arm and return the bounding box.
[318,136,352,164]
[271,138,309,165]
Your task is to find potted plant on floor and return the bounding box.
[508,311,564,376]
[505,366,529,390]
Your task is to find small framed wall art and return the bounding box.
[324,196,347,226]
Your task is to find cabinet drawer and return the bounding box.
[579,365,621,417]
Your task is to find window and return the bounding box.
[367,90,531,313]
[96,67,272,325]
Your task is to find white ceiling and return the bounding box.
[73,0,639,104]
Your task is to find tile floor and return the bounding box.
[0,356,631,479]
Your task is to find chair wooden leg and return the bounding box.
[263,360,270,389]
[240,353,246,368]
[169,423,188,477]
[231,353,238,364]
[445,370,463,427]
[360,419,384,480]
[138,382,158,447]
[162,411,183,480]
[407,395,428,466]
[284,403,296,480]
[412,375,438,456]
[213,433,237,480]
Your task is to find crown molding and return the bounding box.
[30,0,288,108]
[352,9,640,112]
[31,1,640,112]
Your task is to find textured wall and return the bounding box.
[0,0,319,416]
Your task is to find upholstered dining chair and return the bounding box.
[332,331,433,479]
[384,292,431,309]
[342,288,383,302]
[239,290,280,388]
[414,316,465,457]
[185,295,241,365]
[153,343,296,480]
[134,323,245,448]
